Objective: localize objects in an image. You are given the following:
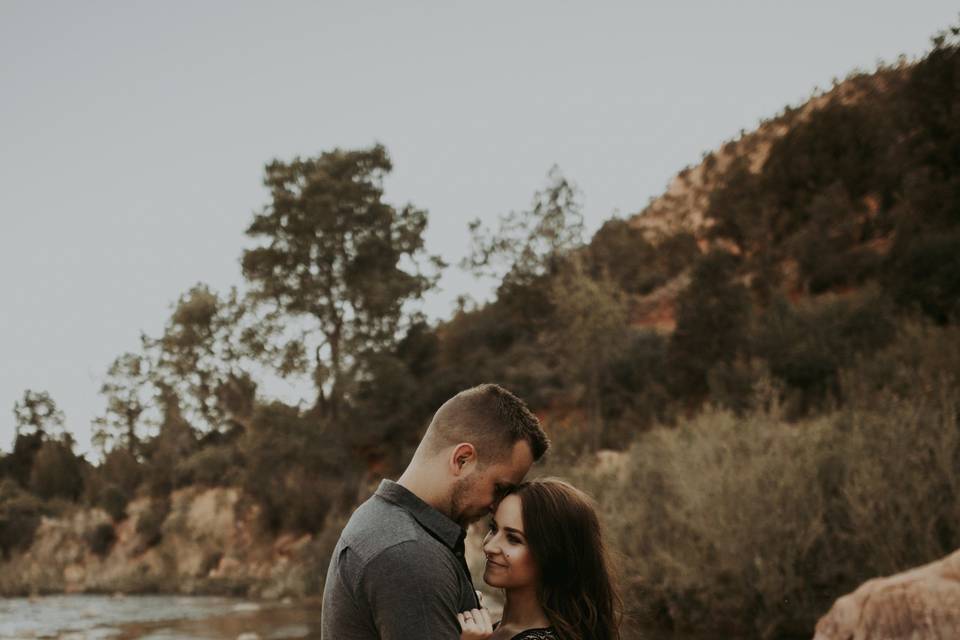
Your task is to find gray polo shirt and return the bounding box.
[321,479,480,639]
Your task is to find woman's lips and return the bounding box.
[485,559,507,568]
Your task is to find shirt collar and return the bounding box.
[375,479,466,551]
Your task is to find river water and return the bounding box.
[0,595,319,640]
[0,595,710,639]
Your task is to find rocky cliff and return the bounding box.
[0,486,342,599]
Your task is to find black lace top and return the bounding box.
[493,621,557,640]
[509,628,556,639]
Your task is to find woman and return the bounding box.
[458,478,622,640]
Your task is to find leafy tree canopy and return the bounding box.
[13,390,65,441]
[242,144,442,418]
[463,165,585,289]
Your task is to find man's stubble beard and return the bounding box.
[450,475,480,528]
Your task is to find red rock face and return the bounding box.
[814,549,960,639]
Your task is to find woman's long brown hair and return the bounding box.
[505,478,623,640]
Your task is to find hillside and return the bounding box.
[618,65,915,332]
[2,22,959,640]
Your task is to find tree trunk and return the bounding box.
[329,322,342,420]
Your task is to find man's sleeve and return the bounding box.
[360,540,463,640]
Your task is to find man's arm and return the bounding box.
[361,540,463,640]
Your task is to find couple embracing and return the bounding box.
[321,384,622,640]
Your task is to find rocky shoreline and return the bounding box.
[7,484,960,639]
[0,486,338,600]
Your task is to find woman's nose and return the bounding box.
[482,535,500,556]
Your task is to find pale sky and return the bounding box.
[2,1,956,456]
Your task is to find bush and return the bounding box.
[29,440,85,501]
[174,445,241,488]
[886,230,960,324]
[615,408,833,637]
[139,396,200,497]
[99,448,143,496]
[0,480,47,558]
[668,250,752,399]
[100,484,129,522]
[86,523,116,557]
[752,289,896,414]
[593,323,960,638]
[588,221,697,295]
[6,432,43,488]
[242,402,358,533]
[135,496,170,549]
[600,329,672,433]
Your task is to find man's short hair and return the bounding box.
[424,384,549,464]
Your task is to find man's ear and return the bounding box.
[450,443,477,476]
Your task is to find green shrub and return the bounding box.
[0,480,47,558]
[886,230,960,324]
[6,432,43,488]
[668,250,752,400]
[242,402,358,533]
[135,496,170,548]
[29,440,85,501]
[138,392,201,497]
[593,323,960,638]
[588,220,697,295]
[99,448,143,496]
[86,523,116,557]
[174,445,241,488]
[100,484,129,522]
[600,329,672,433]
[752,289,896,414]
[616,408,833,637]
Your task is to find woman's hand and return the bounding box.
[457,607,493,640]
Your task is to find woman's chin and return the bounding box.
[483,570,505,588]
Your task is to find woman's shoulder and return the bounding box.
[509,628,556,640]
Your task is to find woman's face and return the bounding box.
[482,493,539,590]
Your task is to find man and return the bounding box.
[321,383,550,639]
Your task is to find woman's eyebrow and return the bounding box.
[503,526,526,538]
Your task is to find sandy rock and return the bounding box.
[0,486,323,598]
[814,549,960,639]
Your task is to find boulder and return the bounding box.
[814,549,960,639]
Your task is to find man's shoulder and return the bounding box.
[340,492,449,563]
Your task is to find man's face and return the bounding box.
[450,440,534,528]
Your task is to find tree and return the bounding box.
[464,165,585,289]
[241,401,352,532]
[668,251,752,400]
[29,437,85,501]
[463,166,586,337]
[139,383,199,496]
[10,390,72,490]
[588,219,698,294]
[242,145,441,419]
[92,350,153,455]
[151,285,272,434]
[13,390,65,440]
[548,257,630,450]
